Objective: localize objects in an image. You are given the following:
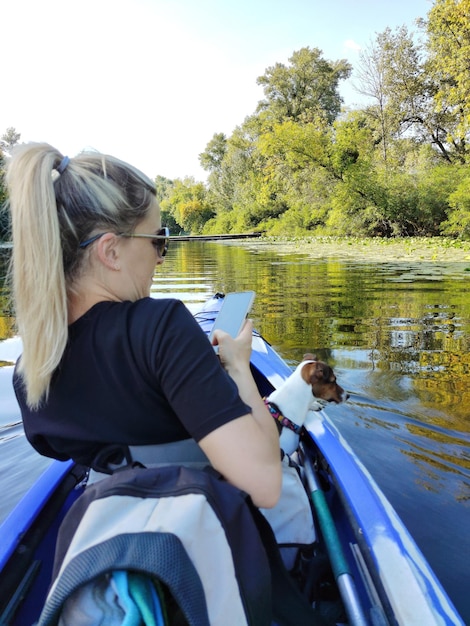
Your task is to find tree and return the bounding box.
[256,47,352,125]
[198,36,470,238]
[441,165,470,237]
[201,117,269,225]
[355,36,393,164]
[154,175,173,204]
[160,178,215,234]
[199,132,236,215]
[355,26,461,163]
[153,175,181,233]
[0,127,21,241]
[202,48,354,235]
[424,0,470,158]
[199,133,227,173]
[0,127,21,154]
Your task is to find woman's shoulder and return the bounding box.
[72,298,186,324]
[69,299,192,344]
[130,297,185,313]
[127,297,192,325]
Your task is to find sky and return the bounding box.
[2,0,433,182]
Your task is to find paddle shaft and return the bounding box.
[300,444,369,626]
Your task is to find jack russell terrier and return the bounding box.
[265,354,349,455]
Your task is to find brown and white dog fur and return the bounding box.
[267,353,349,455]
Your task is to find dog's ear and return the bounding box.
[302,360,334,384]
[303,353,317,362]
[300,360,323,385]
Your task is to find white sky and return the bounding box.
[2,0,432,181]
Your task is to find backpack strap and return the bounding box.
[88,440,210,484]
[90,444,135,474]
[249,503,332,626]
[129,440,209,464]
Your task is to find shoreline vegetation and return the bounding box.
[2,235,470,264]
[221,236,470,264]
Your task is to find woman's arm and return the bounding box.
[198,321,282,508]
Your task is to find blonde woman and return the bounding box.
[7,143,281,509]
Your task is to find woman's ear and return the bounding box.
[95,233,121,270]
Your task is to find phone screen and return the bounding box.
[209,291,255,341]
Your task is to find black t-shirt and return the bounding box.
[14,298,250,465]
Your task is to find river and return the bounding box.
[0,240,469,622]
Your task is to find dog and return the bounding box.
[265,354,349,455]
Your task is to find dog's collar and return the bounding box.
[264,398,302,435]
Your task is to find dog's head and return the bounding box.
[300,353,349,404]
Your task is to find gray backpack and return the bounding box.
[38,464,328,626]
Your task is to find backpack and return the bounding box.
[37,464,271,626]
[38,464,330,626]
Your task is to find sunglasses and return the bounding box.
[79,226,170,258]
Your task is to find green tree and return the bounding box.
[424,0,470,159]
[1,128,21,152]
[356,27,454,162]
[154,175,173,204]
[358,17,470,164]
[200,132,235,215]
[355,34,396,165]
[201,35,470,238]
[256,47,352,125]
[0,127,21,241]
[154,175,180,233]
[202,48,354,235]
[201,115,278,232]
[160,178,215,234]
[199,133,227,173]
[441,165,470,237]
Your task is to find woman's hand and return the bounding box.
[211,319,253,375]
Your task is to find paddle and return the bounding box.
[299,443,369,626]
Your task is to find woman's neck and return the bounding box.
[67,285,121,324]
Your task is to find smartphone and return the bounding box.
[209,291,255,348]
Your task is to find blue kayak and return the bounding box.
[0,293,464,625]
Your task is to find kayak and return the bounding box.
[0,293,464,625]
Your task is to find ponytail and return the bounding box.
[7,142,155,408]
[8,144,68,408]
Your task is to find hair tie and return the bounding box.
[56,156,70,175]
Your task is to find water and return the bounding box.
[1,241,469,622]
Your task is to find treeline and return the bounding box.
[160,0,470,238]
[2,0,470,240]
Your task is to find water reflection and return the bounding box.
[2,240,469,441]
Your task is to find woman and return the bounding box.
[7,142,281,508]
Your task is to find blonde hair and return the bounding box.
[7,142,156,409]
